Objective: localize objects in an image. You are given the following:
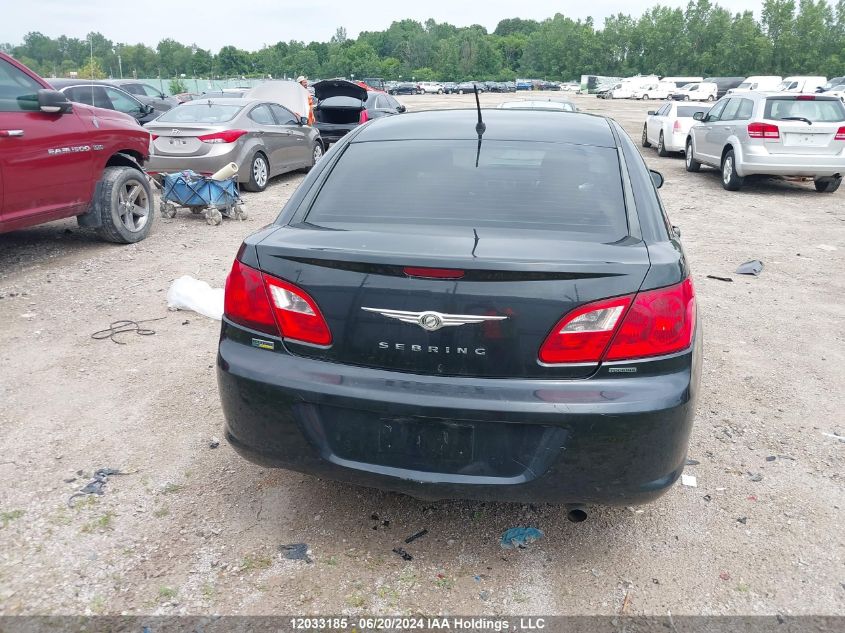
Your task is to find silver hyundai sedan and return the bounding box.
[145,98,323,191]
[684,91,845,192]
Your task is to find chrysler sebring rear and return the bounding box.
[217,110,702,506]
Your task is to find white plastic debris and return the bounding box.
[681,474,697,487]
[166,275,224,320]
[816,244,837,251]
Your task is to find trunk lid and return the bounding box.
[762,96,845,155]
[254,226,651,379]
[146,125,225,156]
[314,79,368,102]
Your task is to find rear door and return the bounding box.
[0,57,93,230]
[268,103,309,166]
[762,96,845,155]
[247,104,289,173]
[255,138,652,380]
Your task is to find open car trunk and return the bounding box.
[315,96,364,125]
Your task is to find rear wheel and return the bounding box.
[243,152,269,192]
[685,139,701,172]
[93,166,154,244]
[303,141,323,172]
[683,95,690,101]
[641,124,651,148]
[657,131,669,157]
[642,94,649,100]
[814,176,842,193]
[707,95,715,101]
[721,149,744,191]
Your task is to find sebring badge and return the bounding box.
[361,307,507,332]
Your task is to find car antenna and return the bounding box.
[473,84,485,168]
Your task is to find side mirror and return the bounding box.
[299,116,308,126]
[647,110,656,115]
[693,111,705,121]
[37,89,72,114]
[650,169,664,189]
[397,104,406,113]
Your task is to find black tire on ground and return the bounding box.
[707,95,715,101]
[685,139,701,172]
[814,176,842,193]
[243,152,269,192]
[642,94,649,100]
[93,166,154,244]
[642,124,651,148]
[684,95,690,101]
[721,149,744,191]
[657,131,669,157]
[303,141,324,173]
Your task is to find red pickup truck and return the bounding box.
[0,53,154,243]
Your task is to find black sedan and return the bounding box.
[48,79,159,124]
[389,82,421,95]
[217,108,701,513]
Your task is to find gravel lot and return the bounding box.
[0,92,843,617]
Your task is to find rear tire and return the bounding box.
[243,152,269,192]
[641,124,651,148]
[814,176,842,193]
[684,95,690,101]
[303,141,323,173]
[685,139,701,172]
[94,166,154,244]
[721,149,744,191]
[707,95,715,101]
[642,94,649,100]
[657,131,669,157]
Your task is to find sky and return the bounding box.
[3,0,762,51]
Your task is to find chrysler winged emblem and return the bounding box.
[171,129,180,135]
[361,307,507,332]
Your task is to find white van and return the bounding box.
[727,76,782,94]
[660,76,703,88]
[776,76,827,93]
[670,81,718,101]
[631,81,676,100]
[610,75,659,99]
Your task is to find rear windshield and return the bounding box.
[676,106,701,118]
[157,103,242,123]
[305,140,628,239]
[764,98,845,122]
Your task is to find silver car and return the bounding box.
[685,92,845,192]
[145,98,322,192]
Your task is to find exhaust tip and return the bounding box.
[566,507,588,523]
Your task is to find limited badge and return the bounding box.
[251,338,275,350]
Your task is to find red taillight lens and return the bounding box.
[403,267,465,279]
[263,276,332,346]
[796,95,815,100]
[198,129,248,144]
[835,126,845,141]
[748,122,780,139]
[150,134,159,140]
[539,296,632,364]
[359,109,369,124]
[224,260,277,335]
[538,279,696,365]
[604,278,696,361]
[224,260,332,345]
[673,119,681,131]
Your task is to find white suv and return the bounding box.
[418,82,445,94]
[685,92,845,192]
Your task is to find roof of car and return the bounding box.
[353,109,615,147]
[177,97,257,106]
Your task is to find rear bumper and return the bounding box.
[217,321,702,505]
[146,148,245,181]
[735,149,845,178]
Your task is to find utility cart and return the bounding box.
[159,171,246,225]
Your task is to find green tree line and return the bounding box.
[3,0,844,82]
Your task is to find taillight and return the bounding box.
[673,119,681,132]
[538,279,695,365]
[539,296,632,364]
[604,278,695,361]
[198,129,248,144]
[359,109,369,124]
[835,126,845,141]
[224,260,332,346]
[747,122,780,139]
[224,260,277,335]
[263,276,332,346]
[150,134,159,140]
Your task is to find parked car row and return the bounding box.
[610,75,843,101]
[642,92,845,193]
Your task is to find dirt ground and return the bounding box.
[0,91,843,617]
